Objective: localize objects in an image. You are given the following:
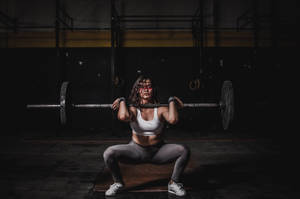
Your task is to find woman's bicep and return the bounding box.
[159,107,170,122]
[128,106,137,122]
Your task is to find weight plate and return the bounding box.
[220,80,234,130]
[60,81,69,125]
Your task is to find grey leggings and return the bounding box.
[103,140,190,183]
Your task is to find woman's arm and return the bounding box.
[112,98,136,122]
[160,96,184,124]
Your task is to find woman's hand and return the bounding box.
[174,96,184,109]
[111,98,121,111]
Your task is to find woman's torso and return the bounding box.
[130,107,164,146]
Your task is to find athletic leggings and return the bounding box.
[103,140,190,183]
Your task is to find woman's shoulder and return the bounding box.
[129,106,138,112]
[157,106,168,114]
[127,106,138,121]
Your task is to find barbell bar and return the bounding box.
[73,103,221,108]
[26,80,234,130]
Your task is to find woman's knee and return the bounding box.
[103,147,116,163]
[179,144,191,158]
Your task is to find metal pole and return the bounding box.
[252,0,259,48]
[110,0,118,133]
[55,0,60,51]
[110,0,116,100]
[213,0,220,47]
[199,0,204,74]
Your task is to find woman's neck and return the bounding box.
[140,99,152,104]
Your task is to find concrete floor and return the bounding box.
[0,128,298,199]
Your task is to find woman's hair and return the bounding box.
[128,74,159,106]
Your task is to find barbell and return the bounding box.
[26,80,234,130]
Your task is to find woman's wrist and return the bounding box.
[168,96,176,104]
[118,97,126,104]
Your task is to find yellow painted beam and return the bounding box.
[2,30,295,48]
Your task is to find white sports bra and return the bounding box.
[130,108,164,136]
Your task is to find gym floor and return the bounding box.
[0,126,298,199]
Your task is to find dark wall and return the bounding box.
[1,0,298,30]
[1,47,293,136]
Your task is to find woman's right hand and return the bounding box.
[111,98,121,111]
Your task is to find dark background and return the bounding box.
[0,1,299,199]
[1,47,295,136]
[0,0,297,138]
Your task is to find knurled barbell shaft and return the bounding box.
[73,104,112,108]
[73,103,221,108]
[27,103,221,109]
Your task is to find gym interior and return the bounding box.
[0,0,298,198]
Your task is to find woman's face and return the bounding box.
[138,79,153,101]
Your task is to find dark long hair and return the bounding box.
[128,74,159,107]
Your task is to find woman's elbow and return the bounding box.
[168,118,178,125]
[118,114,128,121]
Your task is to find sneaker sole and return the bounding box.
[105,191,124,198]
[105,188,125,197]
[168,190,186,198]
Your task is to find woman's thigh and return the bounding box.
[104,142,145,164]
[150,143,188,164]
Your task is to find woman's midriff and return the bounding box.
[132,132,163,146]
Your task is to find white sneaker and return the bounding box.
[168,181,186,197]
[105,182,124,196]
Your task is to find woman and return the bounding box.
[103,75,190,197]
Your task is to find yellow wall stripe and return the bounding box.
[1,30,295,48]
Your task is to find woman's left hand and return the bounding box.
[173,96,184,109]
